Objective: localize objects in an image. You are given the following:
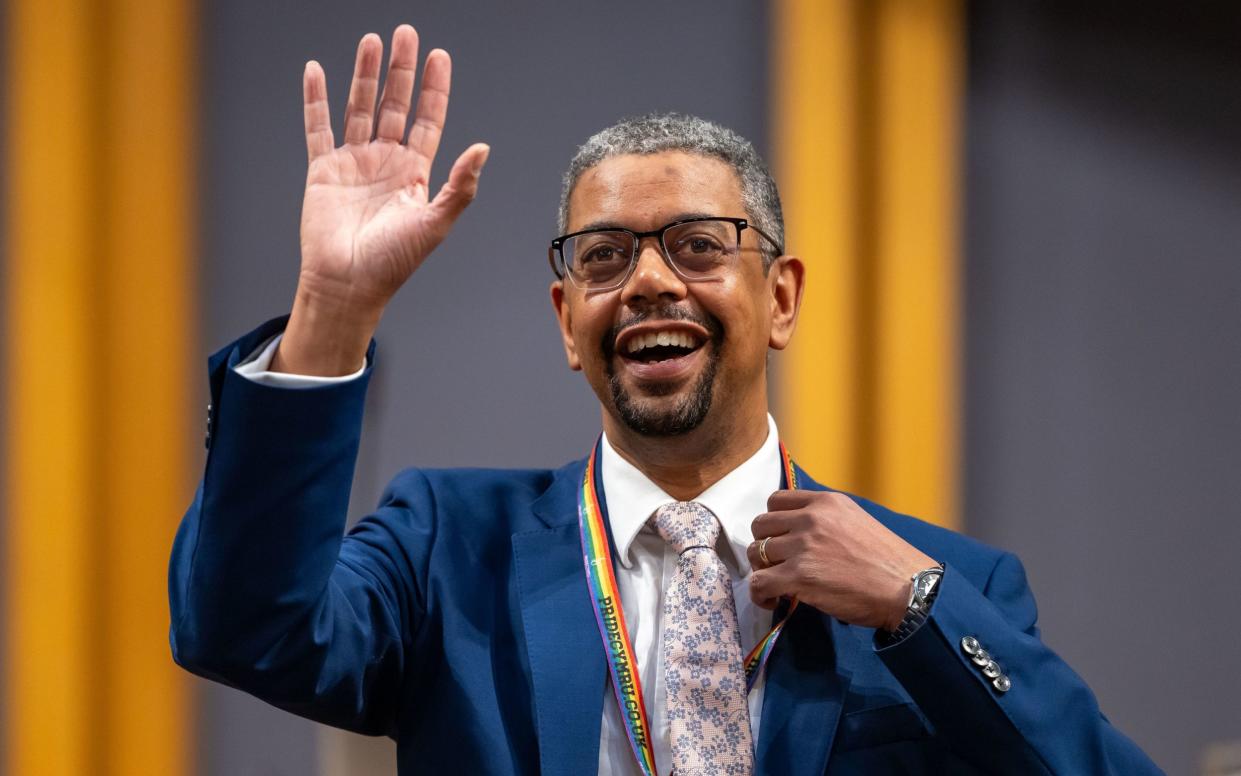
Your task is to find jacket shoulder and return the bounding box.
[380,465,559,513]
[372,459,583,535]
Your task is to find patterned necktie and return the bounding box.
[652,501,754,776]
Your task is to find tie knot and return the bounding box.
[651,501,720,554]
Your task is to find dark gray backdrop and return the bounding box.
[965,3,1241,774]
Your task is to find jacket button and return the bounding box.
[971,649,991,667]
[993,675,1012,693]
[983,659,1002,679]
[961,636,981,655]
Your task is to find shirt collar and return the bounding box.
[599,414,783,573]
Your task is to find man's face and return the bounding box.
[551,151,793,438]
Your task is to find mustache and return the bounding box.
[601,306,724,360]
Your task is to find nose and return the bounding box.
[620,236,687,305]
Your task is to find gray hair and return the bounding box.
[558,113,785,267]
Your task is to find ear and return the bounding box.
[767,255,805,351]
[549,280,583,371]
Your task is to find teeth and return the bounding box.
[625,330,700,354]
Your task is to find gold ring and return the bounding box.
[758,536,771,566]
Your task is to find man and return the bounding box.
[169,24,1161,775]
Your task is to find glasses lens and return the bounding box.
[663,220,738,278]
[564,231,635,287]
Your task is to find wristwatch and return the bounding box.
[882,563,944,644]
[908,564,944,613]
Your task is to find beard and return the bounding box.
[602,306,724,437]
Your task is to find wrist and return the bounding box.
[274,285,382,376]
[886,593,911,634]
[885,555,942,633]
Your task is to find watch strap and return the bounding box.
[877,563,944,647]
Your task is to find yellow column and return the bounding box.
[774,0,961,527]
[5,0,100,771]
[871,0,962,526]
[773,0,864,490]
[5,0,195,772]
[99,0,196,772]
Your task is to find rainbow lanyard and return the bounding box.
[577,439,801,776]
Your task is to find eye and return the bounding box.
[581,244,621,264]
[567,232,633,280]
[669,232,725,257]
[686,236,719,253]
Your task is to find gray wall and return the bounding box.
[199,1,769,773]
[964,3,1241,774]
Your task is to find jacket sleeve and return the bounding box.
[168,318,428,738]
[875,553,1164,774]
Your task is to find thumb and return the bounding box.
[428,143,490,229]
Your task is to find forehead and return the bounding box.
[566,151,744,232]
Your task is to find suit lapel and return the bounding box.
[513,457,606,776]
[755,463,851,775]
[754,601,851,776]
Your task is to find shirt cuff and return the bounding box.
[233,333,367,387]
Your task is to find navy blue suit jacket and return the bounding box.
[169,318,1162,775]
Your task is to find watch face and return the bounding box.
[914,569,942,601]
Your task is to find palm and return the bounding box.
[297,26,489,308]
[303,145,433,298]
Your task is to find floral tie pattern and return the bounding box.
[652,501,754,776]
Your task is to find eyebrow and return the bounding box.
[575,212,719,233]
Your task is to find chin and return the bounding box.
[609,361,718,438]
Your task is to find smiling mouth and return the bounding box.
[620,330,704,364]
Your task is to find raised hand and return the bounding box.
[275,25,489,376]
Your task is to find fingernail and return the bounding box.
[472,145,491,174]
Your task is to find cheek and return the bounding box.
[732,320,770,376]
[570,304,612,367]
[713,284,771,360]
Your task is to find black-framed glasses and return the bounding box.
[548,216,784,291]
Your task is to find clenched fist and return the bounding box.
[747,490,938,632]
[275,25,490,376]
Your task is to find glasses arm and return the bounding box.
[745,222,784,256]
[547,244,565,279]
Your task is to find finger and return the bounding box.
[749,568,792,610]
[407,48,451,176]
[766,488,816,512]
[428,142,490,227]
[375,24,419,142]
[303,61,335,161]
[747,540,761,569]
[343,33,383,144]
[751,509,802,540]
[746,534,791,570]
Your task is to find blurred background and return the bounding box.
[3,0,1239,774]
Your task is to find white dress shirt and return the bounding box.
[595,419,780,776]
[234,335,782,775]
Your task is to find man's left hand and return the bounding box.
[748,490,938,632]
